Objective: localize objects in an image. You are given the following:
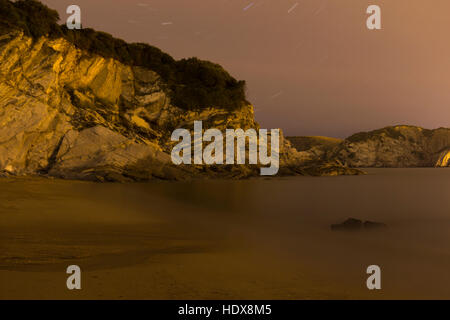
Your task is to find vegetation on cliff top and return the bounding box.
[0,0,247,111]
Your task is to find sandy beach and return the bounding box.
[1,169,450,299]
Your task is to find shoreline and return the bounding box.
[1,168,450,299]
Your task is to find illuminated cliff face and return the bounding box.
[332,126,450,168]
[436,150,450,167]
[0,31,259,180]
[2,31,343,180]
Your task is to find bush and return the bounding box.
[0,0,61,38]
[0,0,247,111]
[171,58,246,110]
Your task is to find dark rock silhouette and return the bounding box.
[331,218,363,231]
[331,218,387,231]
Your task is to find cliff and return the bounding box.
[0,31,249,181]
[0,1,360,181]
[288,126,450,168]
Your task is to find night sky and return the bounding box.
[42,0,450,137]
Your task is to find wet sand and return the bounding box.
[1,168,450,299]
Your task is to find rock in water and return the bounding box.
[331,218,363,231]
[331,219,387,231]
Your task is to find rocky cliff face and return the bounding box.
[336,126,450,168]
[436,149,450,167]
[0,32,175,181]
[0,31,359,181]
[288,126,450,168]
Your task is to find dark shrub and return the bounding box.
[0,0,62,38]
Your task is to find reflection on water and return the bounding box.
[0,168,450,299]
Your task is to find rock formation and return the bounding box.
[436,149,450,167]
[0,2,360,181]
[331,218,387,231]
[288,126,450,168]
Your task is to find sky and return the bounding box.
[41,0,450,137]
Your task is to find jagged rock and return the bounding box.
[47,126,179,182]
[435,149,450,167]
